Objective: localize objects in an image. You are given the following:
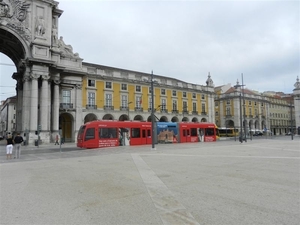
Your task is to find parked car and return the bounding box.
[253,132,263,136]
[285,132,292,135]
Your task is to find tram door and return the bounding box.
[180,127,191,143]
[141,128,152,144]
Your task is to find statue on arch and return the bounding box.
[35,16,45,36]
[57,36,80,58]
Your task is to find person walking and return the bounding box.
[54,134,60,145]
[14,133,24,159]
[6,134,14,160]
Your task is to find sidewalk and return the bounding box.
[0,139,78,160]
[1,139,299,225]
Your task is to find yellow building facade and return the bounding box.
[81,63,216,125]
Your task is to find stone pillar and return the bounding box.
[233,91,241,128]
[15,77,23,132]
[74,84,83,142]
[219,100,224,127]
[52,79,60,132]
[293,77,300,133]
[30,73,39,133]
[22,73,31,135]
[40,75,50,132]
[48,81,51,138]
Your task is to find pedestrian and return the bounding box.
[55,134,60,145]
[6,134,14,160]
[14,133,24,159]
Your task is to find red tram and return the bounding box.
[77,120,217,149]
[178,122,217,143]
[77,120,152,149]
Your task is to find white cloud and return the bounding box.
[1,0,299,101]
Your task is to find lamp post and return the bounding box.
[290,101,293,140]
[127,102,132,120]
[151,71,156,150]
[241,73,247,142]
[234,80,245,143]
[290,97,300,140]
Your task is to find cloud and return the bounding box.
[1,0,299,101]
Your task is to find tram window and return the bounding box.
[183,129,186,137]
[142,130,146,138]
[147,130,151,137]
[191,128,197,136]
[131,128,140,138]
[187,129,190,136]
[205,128,214,136]
[85,128,95,141]
[99,128,117,138]
[78,126,86,135]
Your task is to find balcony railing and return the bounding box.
[148,108,157,112]
[60,103,73,109]
[182,110,189,115]
[86,104,97,109]
[172,109,179,114]
[225,114,232,118]
[135,107,143,112]
[104,105,114,110]
[201,112,207,115]
[192,110,198,115]
[120,106,129,111]
[160,109,168,113]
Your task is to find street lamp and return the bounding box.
[151,71,156,150]
[127,102,132,120]
[290,96,300,140]
[241,73,247,142]
[234,79,245,143]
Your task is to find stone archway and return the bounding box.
[226,120,234,127]
[182,117,189,122]
[59,113,74,143]
[103,114,114,120]
[133,115,144,121]
[200,118,207,122]
[84,113,97,123]
[159,116,168,122]
[0,1,84,144]
[191,117,198,122]
[171,116,179,122]
[119,114,129,121]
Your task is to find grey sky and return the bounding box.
[1,0,299,101]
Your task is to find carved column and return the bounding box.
[30,73,39,132]
[75,84,83,141]
[14,75,23,132]
[40,75,50,132]
[22,74,31,134]
[52,78,60,132]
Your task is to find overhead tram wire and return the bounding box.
[0,63,15,66]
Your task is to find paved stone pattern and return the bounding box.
[0,138,299,225]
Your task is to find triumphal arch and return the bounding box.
[0,0,83,144]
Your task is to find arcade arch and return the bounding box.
[192,117,198,122]
[84,113,97,123]
[133,115,144,121]
[200,118,207,122]
[182,117,189,122]
[59,113,74,143]
[102,114,114,120]
[171,116,179,122]
[119,114,129,121]
[0,1,84,144]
